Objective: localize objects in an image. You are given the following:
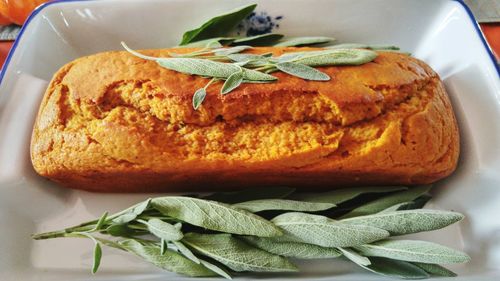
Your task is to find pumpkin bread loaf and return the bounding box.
[30,47,459,192]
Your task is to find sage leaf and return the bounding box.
[363,45,400,50]
[397,194,432,211]
[227,53,270,68]
[91,212,108,232]
[199,259,232,279]
[221,69,244,95]
[233,199,335,213]
[106,224,136,237]
[338,247,371,266]
[379,202,413,213]
[182,233,298,272]
[133,198,152,214]
[161,239,167,255]
[275,36,335,47]
[329,43,372,49]
[180,4,257,45]
[173,241,201,264]
[291,49,377,66]
[271,212,389,247]
[340,185,432,218]
[192,88,207,110]
[203,186,295,204]
[155,57,276,81]
[182,37,235,48]
[157,58,240,78]
[342,209,464,235]
[411,262,457,277]
[112,212,137,224]
[232,33,284,46]
[295,186,407,204]
[139,219,183,241]
[274,52,308,63]
[112,198,151,224]
[359,257,430,279]
[329,43,400,50]
[120,239,216,277]
[241,68,277,81]
[227,53,268,62]
[276,62,330,81]
[151,197,282,237]
[243,236,341,259]
[92,242,102,274]
[213,45,252,56]
[355,240,471,264]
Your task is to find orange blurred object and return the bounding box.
[0,1,10,25]
[481,23,500,61]
[2,0,49,25]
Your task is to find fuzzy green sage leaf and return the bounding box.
[92,242,102,274]
[151,197,282,237]
[358,257,430,279]
[182,233,298,272]
[180,4,257,45]
[139,219,184,241]
[173,241,201,264]
[276,62,330,81]
[243,236,342,259]
[232,33,284,46]
[411,262,457,277]
[199,259,232,279]
[355,240,471,264]
[120,239,216,277]
[192,88,207,110]
[294,186,408,204]
[221,69,244,95]
[271,212,389,247]
[341,209,464,235]
[291,49,378,66]
[233,199,335,213]
[338,247,371,266]
[275,36,335,47]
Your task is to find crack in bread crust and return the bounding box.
[30,49,459,192]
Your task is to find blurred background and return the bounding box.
[0,0,498,68]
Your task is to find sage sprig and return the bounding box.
[121,41,378,110]
[133,3,411,110]
[182,233,298,272]
[150,196,282,237]
[32,185,469,279]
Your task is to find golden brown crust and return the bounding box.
[30,47,459,192]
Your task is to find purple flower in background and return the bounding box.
[237,12,283,36]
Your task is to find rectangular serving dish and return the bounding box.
[0,0,499,280]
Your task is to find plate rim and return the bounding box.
[0,0,498,88]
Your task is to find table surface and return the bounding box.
[0,24,498,70]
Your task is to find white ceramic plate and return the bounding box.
[0,0,499,280]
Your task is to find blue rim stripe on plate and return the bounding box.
[0,0,498,87]
[0,0,94,85]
